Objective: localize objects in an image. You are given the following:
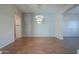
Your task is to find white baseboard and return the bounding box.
[23,35,55,37]
[63,36,79,37]
[0,39,14,49]
[22,35,63,40]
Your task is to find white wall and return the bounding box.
[54,14,63,40]
[21,5,74,40]
[0,5,22,48]
[22,13,64,40]
[63,14,79,37]
[54,5,75,40]
[23,13,55,37]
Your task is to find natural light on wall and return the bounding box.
[68,20,77,32]
[68,21,77,29]
[35,15,44,24]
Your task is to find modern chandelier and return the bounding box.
[35,4,44,24]
[35,15,44,24]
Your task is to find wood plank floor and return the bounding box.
[0,37,75,54]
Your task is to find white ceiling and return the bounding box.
[15,4,69,13]
[66,5,79,14]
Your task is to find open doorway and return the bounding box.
[14,14,22,39]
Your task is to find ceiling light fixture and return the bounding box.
[35,15,44,24]
[35,4,44,24]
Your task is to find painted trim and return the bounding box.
[0,40,14,49]
[23,35,63,40]
[23,35,55,37]
[63,5,78,14]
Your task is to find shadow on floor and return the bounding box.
[63,37,79,54]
